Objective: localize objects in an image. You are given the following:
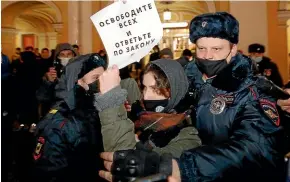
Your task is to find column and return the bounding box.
[92,1,104,52]
[37,33,47,50]
[1,28,18,59]
[271,9,290,84]
[80,1,93,54]
[277,23,289,83]
[68,1,80,45]
[52,23,63,46]
[230,1,268,55]
[47,32,58,50]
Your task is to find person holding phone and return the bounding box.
[36,43,77,118]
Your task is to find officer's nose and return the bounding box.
[204,50,214,60]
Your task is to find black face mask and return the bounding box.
[87,80,99,95]
[195,52,231,78]
[143,99,168,112]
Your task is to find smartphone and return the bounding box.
[133,173,168,182]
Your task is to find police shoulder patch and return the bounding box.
[33,137,45,160]
[259,99,280,126]
[49,109,58,114]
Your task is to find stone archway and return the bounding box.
[1,1,63,57]
[1,1,62,23]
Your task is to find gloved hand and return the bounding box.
[100,149,172,182]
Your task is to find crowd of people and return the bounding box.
[1,11,290,182]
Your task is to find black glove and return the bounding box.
[111,149,172,182]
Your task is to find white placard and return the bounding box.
[91,0,163,69]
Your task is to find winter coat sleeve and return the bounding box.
[34,128,70,174]
[33,121,74,181]
[177,98,283,181]
[94,86,137,152]
[152,126,201,158]
[33,116,88,181]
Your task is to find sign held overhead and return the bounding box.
[91,0,163,69]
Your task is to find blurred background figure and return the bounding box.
[159,48,173,59]
[72,44,80,56]
[176,49,193,68]
[149,45,160,62]
[248,43,283,87]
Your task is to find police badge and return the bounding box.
[210,97,226,114]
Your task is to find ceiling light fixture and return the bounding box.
[163,9,171,21]
[162,22,188,29]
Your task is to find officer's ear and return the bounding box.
[230,43,238,57]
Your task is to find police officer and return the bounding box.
[248,43,283,87]
[32,53,107,182]
[98,12,284,182]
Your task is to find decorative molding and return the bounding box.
[277,10,290,27]
[46,32,58,36]
[1,1,62,23]
[278,1,288,11]
[52,23,63,32]
[1,27,20,34]
[37,33,47,37]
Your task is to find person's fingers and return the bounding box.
[135,134,140,142]
[104,161,113,171]
[168,176,180,182]
[112,65,119,75]
[100,152,114,162]
[281,106,290,112]
[277,98,290,107]
[126,105,132,112]
[99,170,113,182]
[99,72,106,83]
[284,89,290,94]
[49,67,56,72]
[285,152,290,158]
[112,64,119,70]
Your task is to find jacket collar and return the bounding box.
[210,53,254,92]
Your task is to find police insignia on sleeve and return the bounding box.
[259,99,280,126]
[33,137,45,160]
[210,96,226,115]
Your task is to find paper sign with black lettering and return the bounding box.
[90,0,163,69]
